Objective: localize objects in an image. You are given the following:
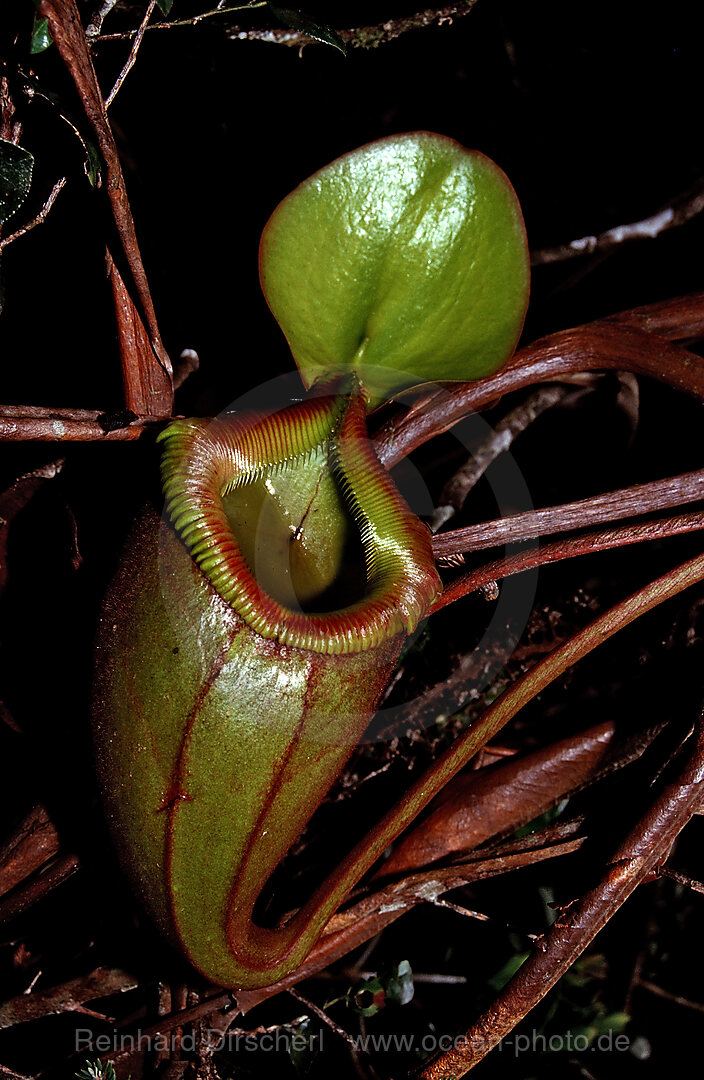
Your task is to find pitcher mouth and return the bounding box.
[158,380,442,655]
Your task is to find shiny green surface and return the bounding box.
[93,511,402,987]
[260,132,529,401]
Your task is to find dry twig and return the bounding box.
[531,181,704,265]
[431,469,704,557]
[0,178,67,251]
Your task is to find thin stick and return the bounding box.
[0,178,67,251]
[432,469,704,557]
[0,413,164,441]
[288,987,357,1048]
[531,181,704,265]
[105,0,157,108]
[95,1,478,46]
[433,512,704,613]
[429,384,574,531]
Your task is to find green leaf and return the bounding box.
[0,140,33,225]
[155,0,174,14]
[30,15,53,54]
[267,4,346,54]
[385,959,415,1006]
[260,132,529,403]
[487,950,529,992]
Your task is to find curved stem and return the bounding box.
[230,551,704,985]
[374,323,704,467]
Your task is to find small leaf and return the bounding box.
[30,15,53,54]
[287,1017,319,1076]
[0,140,33,225]
[267,4,346,55]
[385,959,415,1006]
[155,0,174,14]
[260,133,529,403]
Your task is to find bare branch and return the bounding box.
[0,410,166,441]
[105,0,158,108]
[431,468,704,557]
[95,0,480,46]
[433,511,704,612]
[288,988,356,1048]
[375,323,704,468]
[0,178,67,251]
[429,384,578,531]
[0,967,137,1030]
[532,182,704,266]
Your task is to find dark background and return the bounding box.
[0,3,703,1078]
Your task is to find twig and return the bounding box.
[417,706,704,1078]
[288,987,356,1048]
[431,469,704,557]
[85,0,121,38]
[427,898,491,921]
[433,512,704,612]
[657,865,704,895]
[0,967,137,1030]
[0,805,60,898]
[105,0,157,108]
[0,178,67,251]
[173,348,200,390]
[0,412,166,440]
[531,181,704,265]
[95,1,479,46]
[238,553,704,1015]
[0,853,80,923]
[39,0,173,416]
[429,384,575,531]
[637,978,704,1014]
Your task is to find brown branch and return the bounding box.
[0,411,166,441]
[0,967,137,1030]
[656,865,704,895]
[433,511,704,612]
[95,1,481,47]
[0,805,60,898]
[431,469,704,557]
[417,708,704,1078]
[0,853,79,924]
[429,384,576,531]
[0,178,67,251]
[637,979,704,1014]
[39,0,173,417]
[104,0,157,108]
[374,321,704,467]
[605,290,704,342]
[531,181,704,265]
